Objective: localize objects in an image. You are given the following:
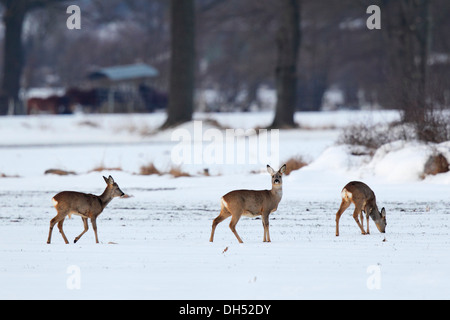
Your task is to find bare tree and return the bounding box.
[197,0,277,111]
[0,0,64,115]
[0,0,28,114]
[162,0,196,128]
[270,0,301,128]
[382,0,431,122]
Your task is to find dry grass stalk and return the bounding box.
[90,166,123,173]
[169,166,191,178]
[44,169,76,176]
[139,163,161,175]
[0,173,20,178]
[284,156,308,175]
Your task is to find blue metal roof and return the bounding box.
[88,63,159,82]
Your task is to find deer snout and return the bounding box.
[274,179,280,184]
[376,222,386,233]
[115,188,125,197]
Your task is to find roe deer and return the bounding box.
[209,164,286,243]
[47,175,124,244]
[335,181,386,236]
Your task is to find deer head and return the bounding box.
[267,164,286,188]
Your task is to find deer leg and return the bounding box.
[47,215,60,244]
[229,214,243,244]
[335,200,351,236]
[91,217,99,243]
[353,208,366,235]
[74,218,89,243]
[209,207,231,242]
[57,219,69,244]
[366,213,370,234]
[262,214,271,242]
[360,211,364,230]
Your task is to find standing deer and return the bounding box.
[335,181,387,236]
[209,164,286,243]
[47,175,124,244]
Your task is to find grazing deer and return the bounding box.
[47,175,124,244]
[335,181,386,236]
[209,164,286,243]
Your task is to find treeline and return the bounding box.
[0,0,448,130]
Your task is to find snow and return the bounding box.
[0,110,450,300]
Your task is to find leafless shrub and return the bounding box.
[339,109,450,155]
[338,123,392,151]
[414,110,450,144]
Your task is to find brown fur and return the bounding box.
[209,164,286,243]
[335,181,387,236]
[47,176,124,244]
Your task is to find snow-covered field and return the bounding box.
[1,110,450,300]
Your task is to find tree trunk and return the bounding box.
[383,0,431,123]
[270,0,300,128]
[162,0,196,128]
[0,2,27,115]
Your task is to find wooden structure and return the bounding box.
[87,63,161,113]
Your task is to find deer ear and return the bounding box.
[267,165,275,175]
[108,175,114,184]
[381,207,386,217]
[103,176,109,184]
[279,164,287,174]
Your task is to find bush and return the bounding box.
[284,156,308,175]
[414,110,450,144]
[139,163,161,175]
[338,123,392,152]
[339,109,450,152]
